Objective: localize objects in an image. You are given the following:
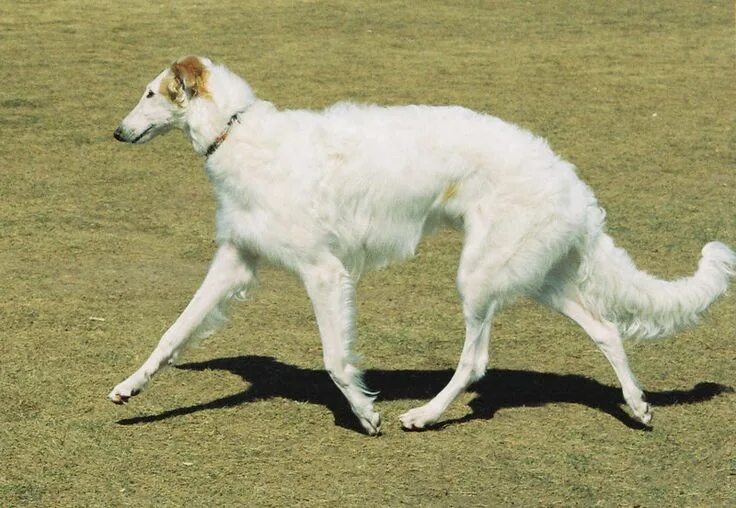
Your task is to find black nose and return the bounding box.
[113,126,125,142]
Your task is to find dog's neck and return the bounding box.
[182,64,257,157]
[184,101,252,157]
[202,110,247,157]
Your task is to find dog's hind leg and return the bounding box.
[399,269,498,430]
[300,255,381,435]
[108,243,256,404]
[550,295,652,425]
[400,213,533,430]
[399,203,574,430]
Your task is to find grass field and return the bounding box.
[1,1,734,505]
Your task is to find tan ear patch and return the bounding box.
[159,73,184,104]
[169,56,211,99]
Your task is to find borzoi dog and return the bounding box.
[110,56,735,434]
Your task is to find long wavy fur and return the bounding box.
[578,231,736,340]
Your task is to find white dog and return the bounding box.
[110,56,735,434]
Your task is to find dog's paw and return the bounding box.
[358,411,382,436]
[632,401,653,426]
[399,404,440,431]
[107,381,142,405]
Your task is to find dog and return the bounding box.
[110,56,735,434]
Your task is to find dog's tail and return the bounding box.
[576,227,735,340]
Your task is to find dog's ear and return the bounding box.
[169,56,210,100]
[161,73,186,105]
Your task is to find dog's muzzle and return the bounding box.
[113,126,127,142]
[114,124,155,144]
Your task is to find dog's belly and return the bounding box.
[213,181,449,275]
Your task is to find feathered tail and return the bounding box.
[577,232,736,340]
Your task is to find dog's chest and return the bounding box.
[210,170,325,267]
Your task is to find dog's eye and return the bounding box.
[145,90,154,98]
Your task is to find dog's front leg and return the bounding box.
[300,256,381,435]
[108,243,256,404]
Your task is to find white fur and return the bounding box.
[109,57,735,434]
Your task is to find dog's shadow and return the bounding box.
[116,355,732,432]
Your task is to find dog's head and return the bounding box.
[113,56,212,144]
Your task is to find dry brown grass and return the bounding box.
[1,1,734,505]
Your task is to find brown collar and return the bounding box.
[204,110,247,157]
